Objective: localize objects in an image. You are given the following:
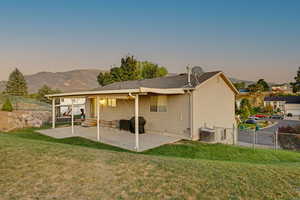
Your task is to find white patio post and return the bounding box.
[71,98,74,135]
[135,94,139,151]
[52,97,56,129]
[96,96,100,141]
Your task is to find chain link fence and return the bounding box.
[238,128,279,149]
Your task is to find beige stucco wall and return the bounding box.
[191,75,236,142]
[84,74,236,141]
[86,94,191,138]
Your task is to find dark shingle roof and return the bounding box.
[94,71,221,91]
[264,96,300,104]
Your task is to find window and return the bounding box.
[107,98,117,107]
[150,95,167,112]
[99,98,117,107]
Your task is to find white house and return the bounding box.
[264,96,300,116]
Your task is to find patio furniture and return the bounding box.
[119,119,131,131]
[129,116,146,134]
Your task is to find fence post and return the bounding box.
[274,128,278,150]
[213,126,217,143]
[232,124,236,145]
[252,129,256,149]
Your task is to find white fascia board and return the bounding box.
[46,89,140,98]
[46,87,186,98]
[140,87,185,94]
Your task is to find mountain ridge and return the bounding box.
[0,69,105,93]
[0,69,271,93]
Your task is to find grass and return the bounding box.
[1,128,300,199]
[146,140,300,164]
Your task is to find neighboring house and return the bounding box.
[47,70,238,145]
[264,96,300,115]
[271,83,292,93]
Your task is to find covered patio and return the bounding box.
[38,126,181,152]
[46,87,186,152]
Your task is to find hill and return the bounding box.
[0,69,105,93]
[0,94,50,111]
[0,128,300,200]
[0,68,276,93]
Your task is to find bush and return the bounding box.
[1,98,13,112]
[278,125,300,134]
[278,126,300,151]
[278,134,300,151]
[252,106,262,114]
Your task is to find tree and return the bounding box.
[97,56,168,86]
[290,67,300,93]
[233,82,246,90]
[138,61,168,79]
[240,106,251,121]
[119,55,139,81]
[239,98,252,120]
[97,72,114,86]
[257,79,270,91]
[5,68,28,96]
[36,85,61,104]
[1,98,13,112]
[247,83,264,93]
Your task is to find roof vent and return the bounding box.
[191,66,205,84]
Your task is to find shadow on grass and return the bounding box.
[2,127,300,164]
[2,126,132,153]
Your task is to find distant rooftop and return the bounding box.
[264,96,300,104]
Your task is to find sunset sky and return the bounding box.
[1,0,299,83]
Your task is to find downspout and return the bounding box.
[187,90,194,139]
[128,92,135,98]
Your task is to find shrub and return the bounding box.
[1,98,13,112]
[278,133,300,151]
[278,126,300,151]
[278,125,300,134]
[252,106,262,114]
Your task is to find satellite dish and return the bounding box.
[191,66,205,84]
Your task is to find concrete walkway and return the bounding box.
[38,126,181,152]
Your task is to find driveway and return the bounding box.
[238,119,300,148]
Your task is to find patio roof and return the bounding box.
[45,87,185,98]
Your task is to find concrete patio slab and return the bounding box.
[38,126,181,152]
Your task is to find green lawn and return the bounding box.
[1,128,300,199]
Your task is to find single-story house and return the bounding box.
[46,70,238,151]
[271,83,292,93]
[264,96,300,115]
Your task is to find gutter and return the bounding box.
[187,89,194,139]
[46,87,186,98]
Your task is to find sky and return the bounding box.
[0,0,300,83]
